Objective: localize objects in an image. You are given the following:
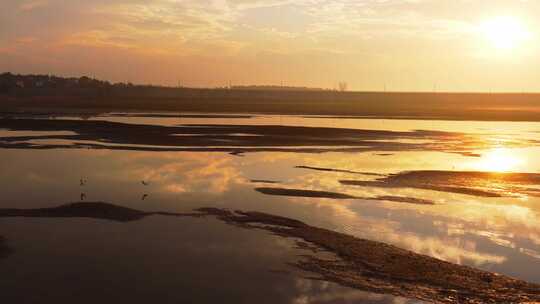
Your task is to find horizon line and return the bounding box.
[3,72,540,95]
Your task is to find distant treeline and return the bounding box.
[3,72,540,121]
[0,72,327,98]
[0,73,113,92]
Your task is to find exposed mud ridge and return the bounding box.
[0,118,531,155]
[255,187,434,205]
[373,195,434,205]
[0,202,538,302]
[107,113,254,119]
[375,153,395,156]
[197,208,540,304]
[341,170,540,198]
[255,187,358,199]
[296,165,384,176]
[0,112,255,119]
[0,202,199,222]
[250,179,281,184]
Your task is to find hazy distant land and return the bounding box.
[3,73,540,121]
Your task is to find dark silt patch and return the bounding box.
[255,187,435,205]
[341,170,540,198]
[108,113,254,119]
[0,202,199,222]
[295,165,384,176]
[373,195,434,205]
[0,202,538,303]
[255,187,358,199]
[250,180,281,184]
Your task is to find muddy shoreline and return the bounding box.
[0,202,537,303]
[200,207,540,304]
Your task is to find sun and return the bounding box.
[480,16,531,50]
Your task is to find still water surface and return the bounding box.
[1,113,539,303]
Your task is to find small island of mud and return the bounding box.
[255,187,358,199]
[0,202,199,222]
[250,179,281,184]
[295,165,384,176]
[341,170,540,198]
[255,187,434,205]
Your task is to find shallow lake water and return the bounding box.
[1,113,539,303]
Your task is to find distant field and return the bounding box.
[3,91,540,121]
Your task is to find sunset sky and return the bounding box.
[2,0,540,91]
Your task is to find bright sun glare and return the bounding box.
[480,16,531,50]
[476,148,523,172]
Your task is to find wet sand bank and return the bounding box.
[254,187,435,205]
[341,170,540,198]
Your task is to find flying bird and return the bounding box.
[141,181,149,186]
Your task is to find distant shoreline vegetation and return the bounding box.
[0,72,331,94]
[3,72,540,121]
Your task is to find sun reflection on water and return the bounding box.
[475,148,525,172]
